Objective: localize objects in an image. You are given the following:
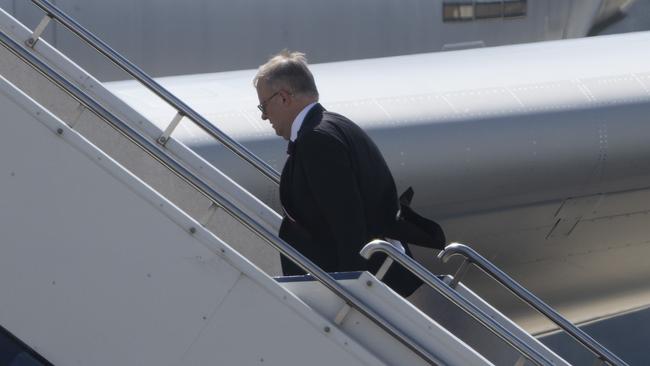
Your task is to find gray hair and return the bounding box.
[254,50,319,99]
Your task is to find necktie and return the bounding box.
[287,140,296,155]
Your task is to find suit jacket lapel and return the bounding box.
[280,153,294,215]
[279,103,324,221]
[295,103,325,142]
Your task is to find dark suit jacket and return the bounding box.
[279,103,442,296]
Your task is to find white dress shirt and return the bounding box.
[290,102,318,142]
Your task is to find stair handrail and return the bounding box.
[0,27,443,366]
[28,0,281,185]
[439,243,628,366]
[360,240,554,366]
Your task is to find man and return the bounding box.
[254,51,444,296]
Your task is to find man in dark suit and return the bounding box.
[254,51,444,296]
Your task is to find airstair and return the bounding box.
[0,1,630,365]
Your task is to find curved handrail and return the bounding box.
[361,240,554,366]
[0,28,442,366]
[439,243,628,366]
[29,0,281,185]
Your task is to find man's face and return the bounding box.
[256,81,292,140]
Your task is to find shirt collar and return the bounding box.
[290,102,318,142]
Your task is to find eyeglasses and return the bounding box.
[257,91,281,114]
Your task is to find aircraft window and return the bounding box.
[0,326,53,366]
[504,0,527,18]
[475,1,503,19]
[443,2,474,21]
[443,0,527,21]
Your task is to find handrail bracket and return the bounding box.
[158,111,185,145]
[26,14,52,48]
[448,258,470,289]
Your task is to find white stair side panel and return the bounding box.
[281,272,494,366]
[181,274,371,365]
[0,6,283,276]
[0,76,385,366]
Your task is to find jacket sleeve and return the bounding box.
[298,131,368,271]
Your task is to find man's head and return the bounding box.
[254,50,319,140]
